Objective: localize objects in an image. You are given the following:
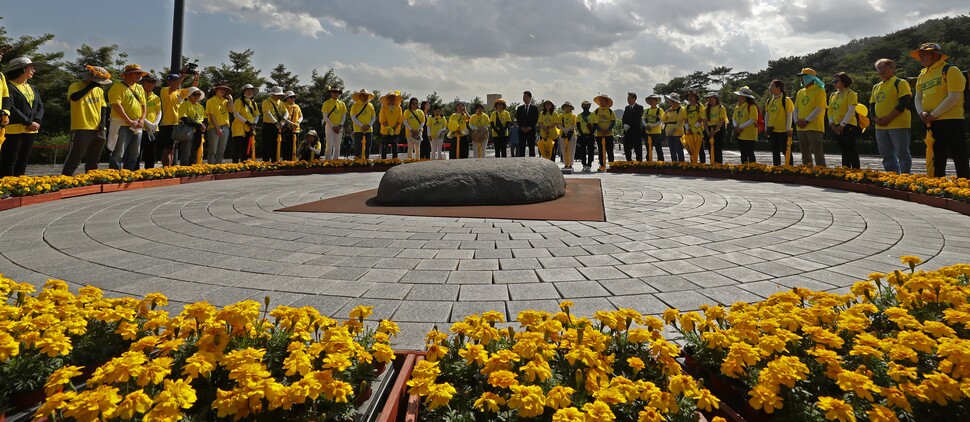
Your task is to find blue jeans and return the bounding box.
[110,125,141,170]
[875,128,912,173]
[666,136,685,162]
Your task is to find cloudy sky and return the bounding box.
[6,0,968,105]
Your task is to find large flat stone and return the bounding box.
[375,158,566,206]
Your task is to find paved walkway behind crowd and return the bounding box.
[1,170,968,349]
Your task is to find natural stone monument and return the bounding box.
[376,158,566,206]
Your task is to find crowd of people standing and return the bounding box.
[0,42,965,178]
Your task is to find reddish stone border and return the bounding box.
[0,166,392,212]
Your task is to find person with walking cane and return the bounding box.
[704,92,728,164]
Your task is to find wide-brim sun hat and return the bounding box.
[795,68,817,76]
[267,86,285,97]
[593,94,613,108]
[121,64,149,77]
[733,86,756,99]
[704,92,719,98]
[665,93,681,103]
[284,90,297,98]
[909,42,949,61]
[139,74,159,83]
[353,89,375,102]
[581,100,592,106]
[327,85,342,93]
[240,83,255,92]
[685,90,700,101]
[4,57,45,73]
[81,65,112,85]
[561,101,574,111]
[542,99,555,109]
[186,86,205,101]
[494,98,507,108]
[646,94,663,101]
[213,83,233,94]
[380,90,402,106]
[306,130,318,138]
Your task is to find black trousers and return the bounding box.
[381,133,400,159]
[931,119,970,178]
[707,128,725,164]
[597,136,614,166]
[141,131,156,168]
[645,133,664,161]
[577,136,595,167]
[738,140,756,164]
[449,136,469,159]
[280,129,295,161]
[517,129,536,157]
[493,135,509,157]
[833,125,860,169]
[230,135,249,163]
[354,132,374,158]
[768,131,791,166]
[0,132,36,177]
[261,123,279,162]
[62,130,105,176]
[420,129,431,159]
[623,132,643,161]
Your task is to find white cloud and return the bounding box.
[190,0,328,38]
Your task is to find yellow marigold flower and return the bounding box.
[425,382,456,410]
[487,369,519,388]
[378,319,400,336]
[182,351,217,380]
[108,390,153,420]
[817,396,856,422]
[667,374,697,396]
[900,255,922,271]
[64,384,122,421]
[481,310,505,324]
[45,365,83,396]
[425,342,448,362]
[921,372,961,405]
[638,407,664,422]
[662,308,680,325]
[372,342,395,364]
[552,407,586,422]
[693,388,720,412]
[835,368,879,402]
[34,390,76,421]
[507,384,546,418]
[582,400,615,422]
[627,356,645,373]
[520,359,552,383]
[546,385,575,410]
[748,384,783,413]
[474,391,506,413]
[349,305,373,321]
[720,342,760,378]
[559,300,574,312]
[137,356,172,387]
[866,404,900,422]
[923,320,957,339]
[850,281,876,300]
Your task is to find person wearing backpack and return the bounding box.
[732,87,759,163]
[765,80,794,166]
[827,72,861,169]
[870,58,912,174]
[794,68,827,167]
[704,92,727,164]
[349,89,376,160]
[913,43,969,178]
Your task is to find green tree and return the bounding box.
[66,44,128,77]
[0,22,71,137]
[203,49,266,97]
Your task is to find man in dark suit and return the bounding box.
[622,92,644,161]
[515,91,539,157]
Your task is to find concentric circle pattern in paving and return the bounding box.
[2,172,969,348]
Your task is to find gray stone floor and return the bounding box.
[2,172,969,349]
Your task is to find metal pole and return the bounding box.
[170,0,185,73]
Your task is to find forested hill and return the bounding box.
[653,15,970,104]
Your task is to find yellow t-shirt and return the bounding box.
[6,82,38,135]
[448,113,469,137]
[576,111,599,136]
[917,60,966,120]
[538,112,560,139]
[144,91,161,126]
[870,76,912,130]
[287,103,303,133]
[560,112,577,136]
[321,98,347,126]
[350,101,376,133]
[178,101,205,124]
[231,98,258,137]
[644,107,663,135]
[733,103,759,141]
[827,89,858,126]
[685,104,705,134]
[795,84,826,132]
[765,96,794,133]
[662,106,686,137]
[262,98,287,124]
[489,110,512,136]
[704,104,729,127]
[107,81,146,126]
[428,115,447,138]
[469,112,489,131]
[205,96,231,127]
[405,108,427,132]
[593,108,615,136]
[68,81,105,131]
[160,86,188,126]
[380,105,403,135]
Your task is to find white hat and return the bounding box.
[267,86,285,97]
[306,130,318,137]
[284,90,297,98]
[4,57,44,73]
[186,86,205,101]
[240,84,255,91]
[665,93,681,103]
[733,86,756,99]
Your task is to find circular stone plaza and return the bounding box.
[1,170,968,349]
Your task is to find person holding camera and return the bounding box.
[262,86,289,162]
[158,70,197,167]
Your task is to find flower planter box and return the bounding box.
[20,192,61,206]
[838,181,869,193]
[250,170,285,178]
[180,174,216,184]
[801,177,839,189]
[910,192,948,208]
[279,168,317,176]
[215,171,252,180]
[376,351,424,422]
[100,182,136,193]
[59,185,102,199]
[729,172,764,182]
[683,354,766,422]
[768,174,800,185]
[945,198,970,216]
[866,185,910,201]
[130,178,182,190]
[0,196,23,211]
